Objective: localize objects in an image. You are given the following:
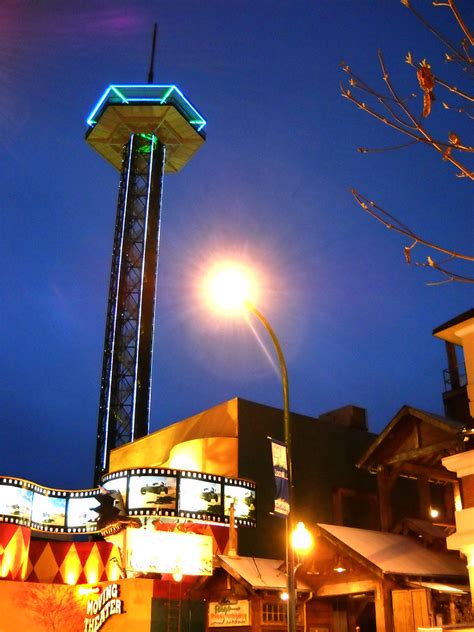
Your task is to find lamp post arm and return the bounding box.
[244,301,290,437]
[244,300,296,632]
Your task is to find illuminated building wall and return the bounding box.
[0,578,155,632]
[110,397,377,559]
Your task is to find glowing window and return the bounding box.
[262,602,287,624]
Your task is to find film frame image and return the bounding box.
[179,477,222,516]
[66,495,100,529]
[0,484,33,521]
[224,484,256,521]
[128,475,177,511]
[31,493,66,527]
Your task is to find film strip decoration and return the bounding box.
[0,469,256,534]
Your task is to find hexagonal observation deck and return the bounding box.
[86,84,206,172]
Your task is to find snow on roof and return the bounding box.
[218,555,310,591]
[318,524,468,577]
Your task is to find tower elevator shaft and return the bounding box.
[94,134,165,484]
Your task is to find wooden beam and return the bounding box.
[386,440,459,466]
[398,461,457,482]
[378,468,398,531]
[316,579,377,597]
[375,581,393,632]
[417,475,431,520]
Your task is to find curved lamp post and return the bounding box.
[206,264,297,632]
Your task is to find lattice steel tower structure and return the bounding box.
[86,74,206,484]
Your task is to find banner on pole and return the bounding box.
[269,437,289,517]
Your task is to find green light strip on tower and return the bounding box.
[111,86,129,103]
[160,86,175,103]
[189,120,206,132]
[137,133,158,152]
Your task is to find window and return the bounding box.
[262,602,287,624]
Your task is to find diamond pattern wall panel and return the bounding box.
[0,524,30,580]
[26,540,121,584]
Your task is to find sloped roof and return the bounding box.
[394,518,455,542]
[317,524,467,578]
[356,405,462,471]
[433,309,474,344]
[218,555,310,592]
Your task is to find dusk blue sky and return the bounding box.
[1,1,472,489]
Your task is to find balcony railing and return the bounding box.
[443,362,467,392]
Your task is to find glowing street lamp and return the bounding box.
[292,522,313,558]
[207,265,255,312]
[207,263,297,632]
[281,522,314,602]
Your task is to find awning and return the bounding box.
[218,555,311,592]
[317,524,468,578]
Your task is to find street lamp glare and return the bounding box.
[291,522,313,555]
[208,265,252,313]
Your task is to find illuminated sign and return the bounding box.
[127,529,213,576]
[208,601,251,627]
[0,470,256,533]
[104,470,256,527]
[83,583,123,631]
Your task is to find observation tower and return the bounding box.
[86,44,206,484]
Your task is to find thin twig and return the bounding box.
[358,140,419,153]
[406,55,474,101]
[417,259,474,283]
[352,190,474,263]
[341,85,474,171]
[342,54,474,177]
[432,75,474,103]
[433,0,474,47]
[402,0,473,68]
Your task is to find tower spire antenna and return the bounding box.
[147,23,158,84]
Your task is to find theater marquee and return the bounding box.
[83,583,123,631]
[127,529,213,576]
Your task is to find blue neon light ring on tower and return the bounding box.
[86,84,207,135]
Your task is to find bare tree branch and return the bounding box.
[343,2,473,284]
[357,140,419,153]
[432,0,474,47]
[417,258,474,284]
[352,190,474,263]
[341,81,474,177]
[401,0,473,70]
[351,190,474,284]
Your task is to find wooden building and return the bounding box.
[200,525,468,632]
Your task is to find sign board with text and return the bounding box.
[208,600,250,627]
